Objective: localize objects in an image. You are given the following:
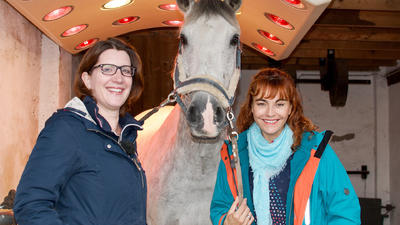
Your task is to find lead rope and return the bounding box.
[227,110,244,204]
[138,92,177,123]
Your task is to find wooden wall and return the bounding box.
[120,28,179,116]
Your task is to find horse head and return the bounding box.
[174,0,242,139]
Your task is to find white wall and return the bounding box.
[389,81,400,225]
[0,0,73,199]
[0,0,42,198]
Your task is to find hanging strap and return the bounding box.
[293,130,333,225]
[220,143,238,199]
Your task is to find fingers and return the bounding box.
[238,201,250,221]
[246,213,254,225]
[235,198,246,214]
[244,210,254,225]
[225,198,254,225]
[228,197,239,214]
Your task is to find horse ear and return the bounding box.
[177,0,191,13]
[227,0,242,12]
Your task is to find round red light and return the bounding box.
[113,16,140,25]
[75,38,98,50]
[159,4,178,11]
[43,6,73,21]
[265,13,294,30]
[162,20,183,26]
[258,30,284,45]
[252,43,275,56]
[61,24,87,37]
[283,0,305,9]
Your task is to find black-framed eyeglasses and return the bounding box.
[91,64,136,77]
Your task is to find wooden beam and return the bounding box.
[290,48,400,60]
[297,40,400,51]
[283,64,380,72]
[285,58,398,67]
[317,9,400,28]
[386,69,400,85]
[242,56,269,64]
[240,58,385,71]
[328,0,400,11]
[304,27,400,42]
[240,63,381,71]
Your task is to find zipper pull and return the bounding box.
[131,157,145,188]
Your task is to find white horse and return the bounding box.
[136,0,242,224]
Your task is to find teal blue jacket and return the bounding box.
[210,130,361,225]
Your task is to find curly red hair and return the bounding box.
[236,68,317,151]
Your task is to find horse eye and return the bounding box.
[179,33,188,46]
[230,34,239,46]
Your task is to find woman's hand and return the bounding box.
[224,198,254,225]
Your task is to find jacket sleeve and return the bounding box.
[210,158,236,225]
[319,145,361,225]
[13,116,81,225]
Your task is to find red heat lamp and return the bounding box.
[113,16,140,25]
[75,38,98,50]
[159,4,179,11]
[61,24,88,37]
[283,0,305,9]
[265,13,294,30]
[252,43,275,57]
[258,30,284,45]
[162,20,183,26]
[43,6,73,21]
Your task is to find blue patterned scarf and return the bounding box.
[248,123,293,225]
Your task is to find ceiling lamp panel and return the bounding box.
[5,0,330,58]
[238,0,331,60]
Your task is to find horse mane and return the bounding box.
[187,0,239,27]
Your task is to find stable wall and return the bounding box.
[389,81,400,225]
[0,0,73,199]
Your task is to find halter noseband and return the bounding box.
[173,37,242,113]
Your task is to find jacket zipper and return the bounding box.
[289,192,294,225]
[88,128,145,188]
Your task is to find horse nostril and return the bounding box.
[214,106,225,124]
[187,105,201,125]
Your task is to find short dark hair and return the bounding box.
[73,37,144,115]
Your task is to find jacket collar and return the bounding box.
[64,96,96,124]
[63,96,143,134]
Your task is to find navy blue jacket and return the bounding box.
[14,97,147,225]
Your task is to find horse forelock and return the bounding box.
[186,0,239,27]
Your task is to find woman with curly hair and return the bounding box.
[210,68,360,225]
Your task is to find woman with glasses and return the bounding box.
[14,38,147,225]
